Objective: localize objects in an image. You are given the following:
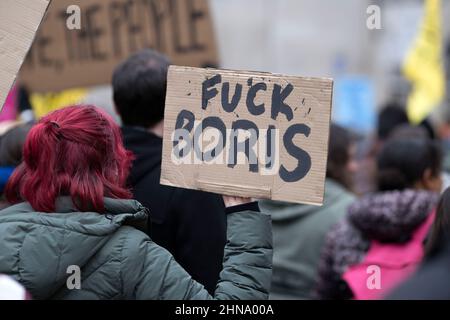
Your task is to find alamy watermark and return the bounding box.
[171,125,280,176]
[66,265,81,290]
[65,4,381,31]
[366,265,381,290]
[66,5,81,30]
[366,5,382,30]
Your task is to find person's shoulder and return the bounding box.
[110,225,149,246]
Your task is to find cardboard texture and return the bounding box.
[19,0,218,93]
[161,66,333,205]
[0,0,50,110]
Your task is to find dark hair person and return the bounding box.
[377,138,442,192]
[112,49,227,293]
[326,124,358,190]
[0,105,272,300]
[113,49,169,128]
[377,103,409,142]
[317,137,442,300]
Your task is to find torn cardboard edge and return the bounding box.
[0,0,51,111]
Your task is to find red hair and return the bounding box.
[5,105,133,213]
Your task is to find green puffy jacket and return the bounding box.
[0,197,272,300]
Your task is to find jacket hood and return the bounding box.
[348,189,439,242]
[260,179,352,221]
[121,126,162,186]
[0,197,148,299]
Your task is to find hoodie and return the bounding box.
[121,126,226,294]
[259,178,355,299]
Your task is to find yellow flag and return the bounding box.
[30,88,88,119]
[403,0,445,124]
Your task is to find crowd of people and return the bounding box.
[0,49,449,300]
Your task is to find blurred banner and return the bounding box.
[30,88,88,119]
[403,0,445,124]
[19,0,218,93]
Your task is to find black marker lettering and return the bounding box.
[271,83,294,121]
[265,125,276,169]
[228,120,259,173]
[247,82,267,116]
[279,124,311,182]
[202,74,221,110]
[193,116,226,161]
[221,82,242,113]
[174,109,195,157]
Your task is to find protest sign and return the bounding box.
[0,0,50,110]
[161,66,333,205]
[19,0,218,93]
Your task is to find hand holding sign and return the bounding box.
[161,66,333,205]
[222,196,252,208]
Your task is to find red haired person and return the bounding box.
[0,105,272,300]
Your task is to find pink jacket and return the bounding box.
[343,211,435,300]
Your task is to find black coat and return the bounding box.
[122,126,226,294]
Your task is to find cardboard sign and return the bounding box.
[19,0,218,93]
[0,0,50,110]
[161,66,333,205]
